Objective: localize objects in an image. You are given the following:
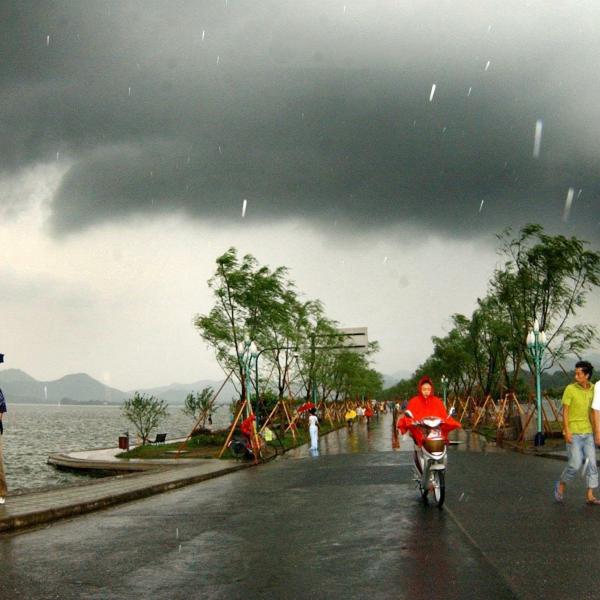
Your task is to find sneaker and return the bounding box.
[0,497,5,505]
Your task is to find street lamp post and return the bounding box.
[526,319,547,447]
[441,375,449,406]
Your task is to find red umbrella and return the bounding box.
[297,401,316,413]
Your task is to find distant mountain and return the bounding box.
[134,379,239,405]
[0,368,239,406]
[0,369,128,404]
[382,369,413,389]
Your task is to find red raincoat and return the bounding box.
[240,414,256,439]
[397,376,461,446]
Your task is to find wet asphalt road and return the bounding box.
[1,414,599,599]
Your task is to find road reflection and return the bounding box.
[285,413,500,459]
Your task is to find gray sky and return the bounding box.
[1,1,599,389]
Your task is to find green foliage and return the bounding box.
[195,247,384,406]
[187,432,227,447]
[122,392,169,445]
[183,387,217,429]
[492,224,600,379]
[381,224,600,402]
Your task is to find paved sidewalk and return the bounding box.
[0,458,250,534]
[47,440,215,473]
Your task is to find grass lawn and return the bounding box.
[116,421,344,460]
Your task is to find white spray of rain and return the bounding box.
[429,84,436,102]
[563,187,575,222]
[479,200,485,213]
[128,87,131,97]
[56,151,60,161]
[467,87,472,97]
[44,386,48,401]
[218,145,222,155]
[343,5,347,13]
[202,30,205,41]
[216,55,220,65]
[242,199,247,218]
[46,35,50,46]
[484,60,491,71]
[383,256,388,264]
[533,119,543,158]
[487,25,492,32]
[176,528,179,539]
[577,188,583,199]
[442,126,447,133]
[459,492,465,502]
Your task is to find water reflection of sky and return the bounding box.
[2,404,230,493]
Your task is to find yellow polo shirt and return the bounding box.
[562,382,594,434]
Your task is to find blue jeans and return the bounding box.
[561,434,599,489]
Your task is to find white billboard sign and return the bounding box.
[337,327,369,353]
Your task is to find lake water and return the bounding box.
[1,404,231,493]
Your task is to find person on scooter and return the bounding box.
[397,376,461,446]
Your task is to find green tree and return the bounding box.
[194,248,289,402]
[183,387,217,430]
[122,392,169,445]
[491,224,600,386]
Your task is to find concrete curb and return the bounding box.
[0,425,344,535]
[47,453,171,473]
[0,463,251,534]
[500,441,568,462]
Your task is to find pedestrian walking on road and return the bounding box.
[344,408,356,430]
[0,388,7,504]
[555,361,598,505]
[308,407,319,451]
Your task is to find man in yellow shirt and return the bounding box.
[554,361,597,504]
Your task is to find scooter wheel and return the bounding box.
[430,470,445,508]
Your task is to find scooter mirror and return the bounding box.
[448,407,456,417]
[405,409,414,419]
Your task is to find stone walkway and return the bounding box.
[0,457,250,534]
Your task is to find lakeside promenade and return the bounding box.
[2,415,600,598]
[0,418,579,539]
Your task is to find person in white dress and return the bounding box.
[308,408,319,451]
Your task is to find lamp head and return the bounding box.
[533,319,540,333]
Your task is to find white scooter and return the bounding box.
[406,408,456,508]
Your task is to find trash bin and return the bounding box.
[118,435,129,451]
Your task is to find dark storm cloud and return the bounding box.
[2,1,600,242]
